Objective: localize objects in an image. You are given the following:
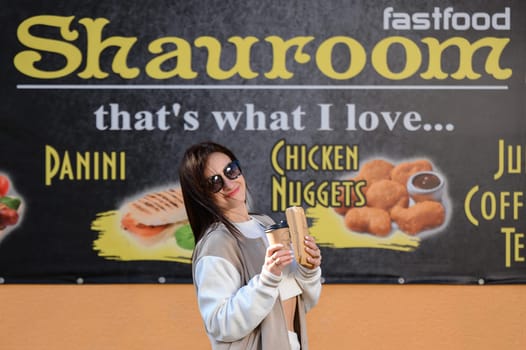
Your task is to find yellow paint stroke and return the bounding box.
[91,210,192,263]
[306,206,420,252]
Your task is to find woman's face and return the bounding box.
[204,152,247,216]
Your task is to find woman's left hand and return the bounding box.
[304,235,322,269]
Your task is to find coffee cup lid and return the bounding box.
[265,220,288,232]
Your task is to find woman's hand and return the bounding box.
[304,235,322,269]
[264,244,294,276]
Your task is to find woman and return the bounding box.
[178,141,322,350]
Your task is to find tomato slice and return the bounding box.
[0,205,18,226]
[0,176,9,197]
[121,213,169,237]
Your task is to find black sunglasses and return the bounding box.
[207,160,242,193]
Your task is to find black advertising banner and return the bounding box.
[1,0,525,284]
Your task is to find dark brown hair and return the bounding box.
[178,142,243,243]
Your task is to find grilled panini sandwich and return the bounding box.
[121,188,189,245]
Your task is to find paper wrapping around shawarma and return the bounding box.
[286,207,314,269]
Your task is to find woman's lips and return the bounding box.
[225,186,240,198]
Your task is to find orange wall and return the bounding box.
[1,284,525,349]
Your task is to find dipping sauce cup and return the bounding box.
[407,171,445,203]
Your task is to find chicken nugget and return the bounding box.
[366,179,409,212]
[344,207,391,236]
[391,201,445,235]
[390,159,433,186]
[358,159,394,185]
